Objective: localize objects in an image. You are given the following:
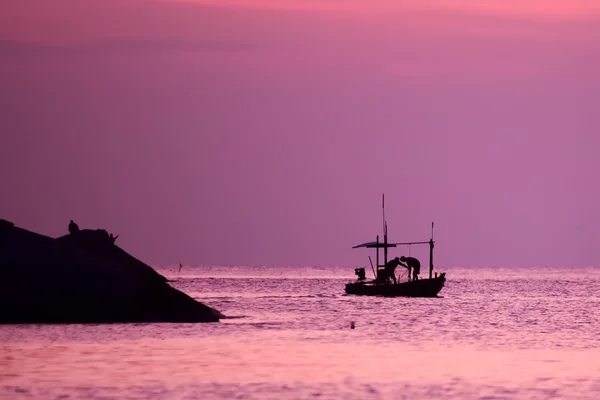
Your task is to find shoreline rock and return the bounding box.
[0,219,223,323]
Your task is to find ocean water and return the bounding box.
[2,265,600,399]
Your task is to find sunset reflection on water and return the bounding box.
[2,266,600,399]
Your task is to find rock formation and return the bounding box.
[0,219,222,323]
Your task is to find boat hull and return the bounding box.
[345,276,446,297]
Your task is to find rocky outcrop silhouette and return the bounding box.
[0,220,222,323]
[55,229,169,286]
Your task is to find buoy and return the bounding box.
[351,321,355,329]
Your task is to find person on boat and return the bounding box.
[354,267,366,281]
[400,256,420,281]
[383,257,401,284]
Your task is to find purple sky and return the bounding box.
[1,0,599,267]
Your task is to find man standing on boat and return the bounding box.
[400,256,420,281]
[383,257,401,284]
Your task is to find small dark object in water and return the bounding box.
[351,321,355,329]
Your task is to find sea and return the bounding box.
[2,265,600,399]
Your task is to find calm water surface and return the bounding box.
[2,266,600,399]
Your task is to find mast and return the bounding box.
[429,222,434,279]
[376,235,379,267]
[382,194,388,265]
[384,224,388,265]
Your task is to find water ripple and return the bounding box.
[2,266,600,399]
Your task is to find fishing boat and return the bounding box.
[345,195,446,297]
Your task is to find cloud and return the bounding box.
[85,37,260,54]
[177,0,600,19]
[0,38,261,60]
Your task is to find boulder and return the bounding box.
[0,219,222,323]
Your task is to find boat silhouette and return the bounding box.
[345,195,446,297]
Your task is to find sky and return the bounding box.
[1,0,599,267]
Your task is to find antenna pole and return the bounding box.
[376,235,379,270]
[382,193,385,235]
[382,194,388,266]
[429,222,434,279]
[368,256,376,279]
[384,226,388,266]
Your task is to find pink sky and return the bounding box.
[1,0,599,267]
